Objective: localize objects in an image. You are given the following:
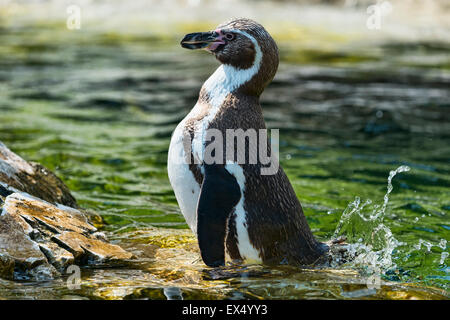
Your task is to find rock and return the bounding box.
[3,192,97,236]
[53,231,133,265]
[0,141,134,281]
[0,214,47,269]
[0,213,58,280]
[0,141,77,208]
[0,192,133,280]
[38,242,74,271]
[0,254,15,280]
[25,263,60,281]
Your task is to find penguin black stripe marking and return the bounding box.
[197,164,241,267]
[168,18,328,267]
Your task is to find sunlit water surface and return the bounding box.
[0,0,449,299]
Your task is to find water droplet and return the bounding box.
[438,239,447,250]
[440,252,448,265]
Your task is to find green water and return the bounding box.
[0,6,449,299]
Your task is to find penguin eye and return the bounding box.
[225,33,235,41]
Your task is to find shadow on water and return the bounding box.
[0,1,449,299]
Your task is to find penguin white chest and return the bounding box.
[167,108,202,234]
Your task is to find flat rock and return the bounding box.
[3,192,97,236]
[53,231,133,264]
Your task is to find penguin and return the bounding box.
[168,18,328,267]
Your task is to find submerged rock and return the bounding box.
[0,141,133,281]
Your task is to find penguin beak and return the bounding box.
[180,31,225,51]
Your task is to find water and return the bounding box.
[331,166,412,280]
[0,0,449,299]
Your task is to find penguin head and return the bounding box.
[181,18,279,95]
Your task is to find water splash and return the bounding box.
[415,239,433,252]
[414,239,448,266]
[332,165,411,274]
[440,252,449,265]
[438,239,448,265]
[332,165,449,289]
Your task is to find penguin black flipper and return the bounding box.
[197,164,241,267]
